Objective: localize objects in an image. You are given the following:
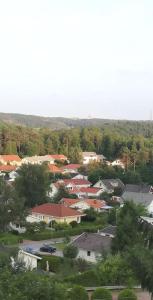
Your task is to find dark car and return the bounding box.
[39,244,56,253]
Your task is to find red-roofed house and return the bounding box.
[0,155,21,166]
[50,179,91,197]
[0,165,17,172]
[61,198,106,212]
[48,164,61,174]
[27,203,84,224]
[61,164,81,174]
[70,187,102,198]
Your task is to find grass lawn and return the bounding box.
[55,242,66,251]
[0,233,21,245]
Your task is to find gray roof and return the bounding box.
[99,225,117,236]
[122,191,153,207]
[101,179,125,191]
[124,184,151,193]
[72,233,112,253]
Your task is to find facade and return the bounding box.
[22,155,54,165]
[28,203,84,225]
[111,159,125,169]
[61,198,106,212]
[94,179,125,194]
[71,187,102,198]
[18,250,41,270]
[82,152,105,165]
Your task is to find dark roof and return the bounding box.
[124,184,151,193]
[72,233,112,253]
[99,225,117,236]
[122,192,153,207]
[101,179,125,191]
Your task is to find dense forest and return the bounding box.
[1,120,153,163]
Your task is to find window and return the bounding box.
[87,251,91,256]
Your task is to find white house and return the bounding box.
[82,152,106,165]
[71,233,112,263]
[18,250,41,270]
[22,155,54,165]
[111,159,125,169]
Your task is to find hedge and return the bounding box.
[64,269,101,287]
[0,233,22,245]
[39,255,64,273]
[23,225,100,241]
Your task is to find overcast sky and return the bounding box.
[0,0,153,120]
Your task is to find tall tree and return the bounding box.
[15,164,50,207]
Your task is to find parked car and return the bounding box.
[39,244,56,253]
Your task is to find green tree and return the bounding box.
[118,289,137,300]
[15,164,50,207]
[112,201,147,252]
[67,286,88,300]
[91,287,112,300]
[63,244,78,259]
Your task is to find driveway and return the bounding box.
[20,239,64,257]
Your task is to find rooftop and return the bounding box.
[32,203,84,218]
[72,232,112,252]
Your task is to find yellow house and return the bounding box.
[28,203,84,225]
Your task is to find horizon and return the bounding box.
[0,0,153,120]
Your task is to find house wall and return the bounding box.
[71,201,90,211]
[18,252,38,270]
[148,201,153,214]
[29,213,81,224]
[77,249,97,263]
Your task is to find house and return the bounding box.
[48,164,61,174]
[61,198,106,212]
[82,152,106,165]
[0,155,21,166]
[110,159,125,169]
[72,174,88,180]
[50,178,91,197]
[70,187,102,199]
[22,155,54,165]
[98,225,117,238]
[71,232,112,263]
[47,154,68,162]
[27,203,85,225]
[94,179,125,194]
[122,191,153,215]
[61,164,81,174]
[18,250,41,271]
[124,184,153,194]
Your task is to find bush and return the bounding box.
[64,269,101,287]
[63,244,78,259]
[118,289,137,300]
[70,221,78,228]
[39,255,64,273]
[54,222,71,231]
[91,288,112,300]
[67,285,88,300]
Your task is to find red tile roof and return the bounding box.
[61,198,80,207]
[84,199,106,209]
[32,203,83,217]
[69,187,101,195]
[0,165,17,172]
[62,179,91,186]
[48,164,61,173]
[0,155,21,162]
[62,164,81,170]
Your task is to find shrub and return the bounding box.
[64,269,101,287]
[67,285,88,300]
[91,288,112,300]
[118,289,137,300]
[39,255,64,273]
[70,221,78,228]
[63,244,78,259]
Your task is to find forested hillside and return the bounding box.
[0,120,153,166]
[1,112,153,136]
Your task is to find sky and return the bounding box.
[0,0,153,120]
